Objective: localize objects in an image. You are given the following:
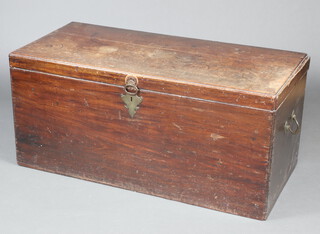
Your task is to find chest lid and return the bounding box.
[9,22,310,111]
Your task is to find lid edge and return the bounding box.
[9,53,277,111]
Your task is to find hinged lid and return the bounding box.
[9,22,310,111]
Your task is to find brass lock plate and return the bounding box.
[121,75,143,118]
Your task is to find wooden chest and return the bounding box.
[9,22,310,220]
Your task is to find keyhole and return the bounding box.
[130,96,133,102]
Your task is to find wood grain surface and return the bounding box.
[12,68,274,220]
[267,73,307,214]
[9,22,310,110]
[9,22,310,220]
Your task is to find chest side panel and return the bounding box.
[267,73,307,214]
[11,68,273,220]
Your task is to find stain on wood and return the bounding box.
[9,22,310,110]
[9,22,310,220]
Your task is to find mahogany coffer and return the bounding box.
[9,22,310,220]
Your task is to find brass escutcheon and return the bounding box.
[121,75,143,118]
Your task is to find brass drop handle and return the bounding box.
[284,110,300,135]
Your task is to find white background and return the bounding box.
[1,0,320,233]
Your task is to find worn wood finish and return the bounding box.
[9,56,276,110]
[9,22,310,220]
[12,68,273,220]
[9,22,309,110]
[267,73,307,213]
